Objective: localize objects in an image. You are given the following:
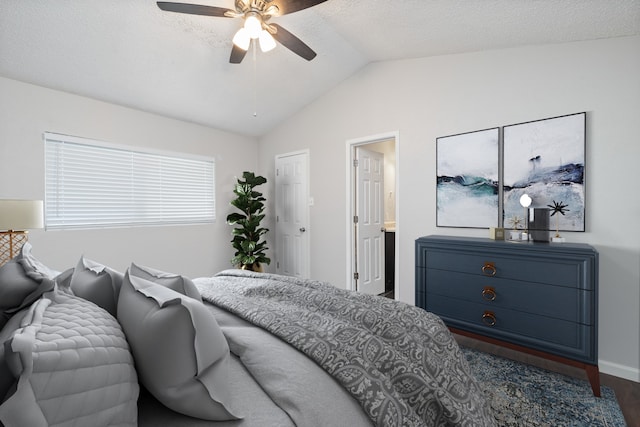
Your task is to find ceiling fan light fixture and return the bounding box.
[259,30,276,52]
[157,0,325,64]
[232,27,251,51]
[243,13,262,39]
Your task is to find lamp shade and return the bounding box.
[0,199,44,231]
[232,27,251,51]
[244,14,262,39]
[259,30,276,52]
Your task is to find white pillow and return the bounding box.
[117,271,241,421]
[0,291,138,427]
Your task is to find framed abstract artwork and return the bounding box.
[503,112,586,232]
[436,128,500,228]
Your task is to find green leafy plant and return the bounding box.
[226,171,271,270]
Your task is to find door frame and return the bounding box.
[345,131,400,298]
[275,149,311,279]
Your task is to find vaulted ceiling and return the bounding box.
[1,0,639,137]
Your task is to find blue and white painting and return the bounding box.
[437,128,499,228]
[503,113,585,232]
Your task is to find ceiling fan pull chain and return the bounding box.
[253,41,258,117]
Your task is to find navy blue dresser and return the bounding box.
[415,235,600,395]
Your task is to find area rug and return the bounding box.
[461,347,627,427]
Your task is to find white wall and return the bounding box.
[0,76,258,278]
[258,36,640,381]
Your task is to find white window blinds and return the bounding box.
[44,132,215,230]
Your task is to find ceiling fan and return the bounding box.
[157,0,327,64]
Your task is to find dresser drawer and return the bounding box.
[425,269,594,324]
[423,249,589,289]
[426,294,594,362]
[416,235,599,390]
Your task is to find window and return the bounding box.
[44,132,215,230]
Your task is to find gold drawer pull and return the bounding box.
[482,286,496,301]
[481,262,496,277]
[482,311,497,327]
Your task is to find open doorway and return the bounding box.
[346,132,399,299]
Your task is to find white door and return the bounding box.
[356,147,385,295]
[275,151,310,279]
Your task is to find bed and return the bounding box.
[0,244,496,427]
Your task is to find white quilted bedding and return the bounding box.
[0,291,139,427]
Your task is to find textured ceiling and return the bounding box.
[1,0,639,137]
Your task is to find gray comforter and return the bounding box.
[195,270,495,427]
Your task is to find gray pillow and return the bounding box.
[129,263,202,301]
[0,244,55,329]
[16,243,60,280]
[117,272,241,421]
[0,308,28,402]
[53,267,74,295]
[0,290,138,427]
[70,256,123,316]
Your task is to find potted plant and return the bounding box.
[226,171,271,271]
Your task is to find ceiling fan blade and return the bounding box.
[157,2,234,17]
[270,0,327,16]
[270,24,316,61]
[229,44,248,64]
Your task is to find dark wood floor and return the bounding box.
[454,334,640,427]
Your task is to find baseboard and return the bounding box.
[599,359,640,382]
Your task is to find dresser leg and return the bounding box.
[585,364,601,397]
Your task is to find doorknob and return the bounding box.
[299,227,306,232]
[380,227,386,232]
